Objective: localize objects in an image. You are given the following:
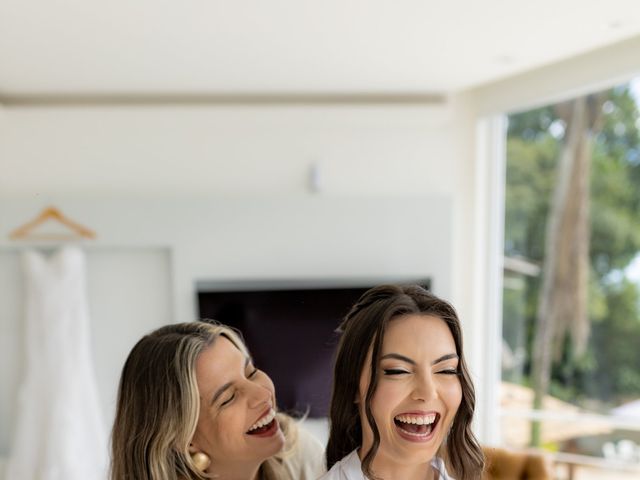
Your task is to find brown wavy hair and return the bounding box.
[110,321,297,480]
[325,285,484,479]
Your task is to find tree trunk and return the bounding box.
[529,94,603,446]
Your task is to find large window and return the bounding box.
[501,78,640,479]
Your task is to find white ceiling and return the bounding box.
[1,0,640,96]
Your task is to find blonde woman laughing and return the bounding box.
[111,321,325,480]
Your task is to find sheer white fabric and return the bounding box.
[6,247,107,480]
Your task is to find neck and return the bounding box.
[360,450,436,480]
[371,463,435,480]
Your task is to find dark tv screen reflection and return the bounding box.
[197,280,431,417]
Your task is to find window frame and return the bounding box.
[483,78,640,475]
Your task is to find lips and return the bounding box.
[393,411,441,442]
[246,408,277,436]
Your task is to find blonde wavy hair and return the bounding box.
[110,321,298,480]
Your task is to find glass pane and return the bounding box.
[501,77,640,475]
[501,418,640,479]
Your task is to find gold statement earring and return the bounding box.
[191,452,211,472]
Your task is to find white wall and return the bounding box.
[0,102,461,196]
[0,98,479,312]
[0,195,454,322]
[0,99,478,307]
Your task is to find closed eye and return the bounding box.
[220,392,236,406]
[248,367,259,379]
[383,369,410,376]
[437,368,459,375]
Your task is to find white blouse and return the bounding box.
[318,449,454,480]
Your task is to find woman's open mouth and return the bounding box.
[246,408,279,437]
[393,412,440,442]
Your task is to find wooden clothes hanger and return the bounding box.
[9,206,96,241]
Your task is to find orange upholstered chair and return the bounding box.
[481,446,553,480]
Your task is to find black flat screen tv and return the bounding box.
[197,279,431,417]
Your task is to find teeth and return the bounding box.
[394,413,437,425]
[248,408,276,432]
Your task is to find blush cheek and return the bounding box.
[368,384,398,443]
[451,380,463,411]
[441,379,463,432]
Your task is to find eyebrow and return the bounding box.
[209,357,251,406]
[432,353,459,365]
[380,352,459,366]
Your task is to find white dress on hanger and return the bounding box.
[6,247,107,480]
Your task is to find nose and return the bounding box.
[411,372,438,402]
[247,381,272,410]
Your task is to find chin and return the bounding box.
[260,428,287,459]
[386,434,444,464]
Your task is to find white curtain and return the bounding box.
[6,247,107,480]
